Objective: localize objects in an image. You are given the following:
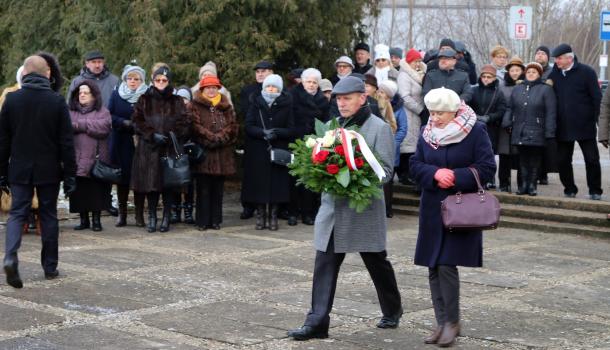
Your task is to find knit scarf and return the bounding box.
[422,101,477,149]
[338,104,371,128]
[76,102,95,114]
[375,66,390,83]
[204,93,222,107]
[118,82,148,104]
[262,91,280,106]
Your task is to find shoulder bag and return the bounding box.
[161,131,191,188]
[258,110,293,166]
[90,141,122,184]
[441,167,501,231]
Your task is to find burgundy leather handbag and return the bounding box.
[440,167,501,231]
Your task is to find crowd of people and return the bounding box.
[0,37,607,347]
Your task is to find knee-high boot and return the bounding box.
[160,191,173,232]
[183,183,195,224]
[269,204,279,231]
[146,192,160,233]
[91,211,102,231]
[255,204,267,230]
[516,166,529,195]
[115,185,129,227]
[528,167,539,196]
[134,192,145,227]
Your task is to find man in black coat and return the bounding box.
[353,42,372,75]
[0,55,76,288]
[548,44,603,199]
[239,60,274,219]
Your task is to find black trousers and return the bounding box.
[195,174,224,227]
[288,177,319,219]
[498,154,513,187]
[383,170,395,215]
[397,153,414,183]
[557,139,602,195]
[4,183,60,273]
[304,236,402,330]
[429,265,460,325]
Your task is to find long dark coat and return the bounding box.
[108,90,137,185]
[547,59,601,141]
[242,92,295,204]
[422,68,473,103]
[410,122,496,268]
[189,93,239,176]
[291,83,330,139]
[468,78,507,154]
[130,87,191,193]
[502,79,557,147]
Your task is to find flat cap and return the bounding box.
[551,43,572,58]
[332,76,365,95]
[254,60,274,70]
[354,42,370,52]
[84,50,104,61]
[438,48,457,58]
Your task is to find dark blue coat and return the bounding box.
[108,90,136,185]
[410,122,496,268]
[547,59,601,141]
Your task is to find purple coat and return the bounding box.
[409,122,496,268]
[70,108,112,177]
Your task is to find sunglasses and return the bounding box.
[154,78,169,83]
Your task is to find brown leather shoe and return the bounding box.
[424,325,443,344]
[437,322,460,347]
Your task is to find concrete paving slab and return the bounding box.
[0,302,64,332]
[58,247,193,271]
[483,250,605,278]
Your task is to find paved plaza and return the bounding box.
[0,190,609,350]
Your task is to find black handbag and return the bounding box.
[90,142,122,183]
[183,140,206,164]
[258,110,293,166]
[161,131,191,189]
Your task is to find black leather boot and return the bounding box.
[91,211,102,232]
[115,185,128,227]
[74,212,90,230]
[160,206,171,232]
[146,192,159,233]
[269,204,279,231]
[183,203,195,224]
[170,204,181,224]
[134,193,145,227]
[516,166,529,195]
[255,205,266,230]
[528,167,538,196]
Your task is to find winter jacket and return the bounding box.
[67,67,120,107]
[391,95,408,166]
[70,108,112,177]
[0,74,76,185]
[397,60,425,154]
[422,68,472,103]
[291,83,330,139]
[502,79,557,147]
[547,59,601,141]
[598,84,610,143]
[468,78,507,154]
[427,58,476,84]
[108,90,137,185]
[189,93,238,176]
[353,61,372,75]
[497,74,521,155]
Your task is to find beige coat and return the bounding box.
[598,86,610,143]
[397,60,426,154]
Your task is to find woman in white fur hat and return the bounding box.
[366,44,399,83]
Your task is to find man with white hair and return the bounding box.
[548,43,603,200]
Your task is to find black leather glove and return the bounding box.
[0,175,9,194]
[263,129,277,141]
[63,177,76,198]
[152,133,169,145]
[477,115,490,124]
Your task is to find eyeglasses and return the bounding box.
[154,78,169,83]
[336,64,351,69]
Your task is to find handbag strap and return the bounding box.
[482,87,498,116]
[95,141,100,159]
[468,167,485,192]
[168,131,182,157]
[258,110,273,150]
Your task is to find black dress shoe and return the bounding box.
[210,224,221,230]
[287,216,298,226]
[564,192,577,198]
[302,216,315,225]
[376,308,403,329]
[4,262,23,289]
[287,326,328,341]
[386,213,394,218]
[44,270,59,280]
[197,225,207,231]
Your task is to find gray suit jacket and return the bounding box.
[313,115,395,253]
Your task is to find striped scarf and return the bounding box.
[422,101,477,149]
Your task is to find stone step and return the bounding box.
[393,204,610,238]
[395,184,610,213]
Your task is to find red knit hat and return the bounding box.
[199,76,221,89]
[405,48,422,64]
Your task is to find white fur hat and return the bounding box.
[374,44,391,61]
[424,87,461,112]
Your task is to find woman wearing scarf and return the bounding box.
[502,62,556,196]
[410,88,496,347]
[243,74,295,231]
[68,81,112,232]
[366,44,399,84]
[131,67,191,233]
[189,76,238,231]
[108,65,147,227]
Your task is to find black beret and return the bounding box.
[552,44,572,58]
[84,50,104,61]
[332,76,365,95]
[254,60,274,70]
[438,38,456,50]
[354,42,370,52]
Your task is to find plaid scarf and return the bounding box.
[422,101,477,149]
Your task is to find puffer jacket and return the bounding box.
[502,79,556,147]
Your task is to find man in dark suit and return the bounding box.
[548,44,603,200]
[0,55,76,288]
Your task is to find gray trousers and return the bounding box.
[429,265,460,325]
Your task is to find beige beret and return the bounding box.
[424,87,461,112]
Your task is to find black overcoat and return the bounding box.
[291,83,330,139]
[242,92,295,204]
[468,78,507,154]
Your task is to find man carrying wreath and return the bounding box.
[288,76,403,340]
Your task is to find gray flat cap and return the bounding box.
[331,76,365,95]
[438,48,457,58]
